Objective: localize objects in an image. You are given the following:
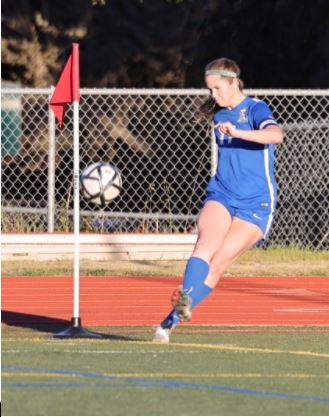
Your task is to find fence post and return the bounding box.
[210,127,218,176]
[48,87,56,232]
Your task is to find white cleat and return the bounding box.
[152,326,171,344]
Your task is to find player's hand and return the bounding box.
[214,121,238,137]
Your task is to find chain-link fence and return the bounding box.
[2,87,329,249]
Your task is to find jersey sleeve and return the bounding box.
[250,101,278,130]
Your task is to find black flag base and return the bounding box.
[53,317,103,339]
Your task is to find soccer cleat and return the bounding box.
[171,287,192,321]
[152,326,171,343]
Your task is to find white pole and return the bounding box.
[73,100,80,319]
[48,87,56,232]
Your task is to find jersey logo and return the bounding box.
[238,107,249,123]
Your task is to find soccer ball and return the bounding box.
[80,162,122,206]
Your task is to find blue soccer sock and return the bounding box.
[161,256,213,329]
[182,256,212,308]
[160,309,180,329]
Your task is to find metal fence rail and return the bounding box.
[2,88,329,249]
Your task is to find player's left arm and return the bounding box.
[216,123,283,144]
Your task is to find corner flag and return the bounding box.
[50,43,80,127]
[50,43,101,339]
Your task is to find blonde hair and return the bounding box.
[196,58,244,122]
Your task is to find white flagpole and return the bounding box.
[73,99,80,322]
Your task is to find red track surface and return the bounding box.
[2,276,329,326]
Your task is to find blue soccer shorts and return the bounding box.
[204,191,275,239]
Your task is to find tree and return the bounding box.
[2,0,329,88]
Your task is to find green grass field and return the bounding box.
[2,325,329,416]
[2,247,329,277]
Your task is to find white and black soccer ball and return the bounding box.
[80,162,122,206]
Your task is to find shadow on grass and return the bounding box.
[1,310,142,341]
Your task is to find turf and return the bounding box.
[2,325,329,416]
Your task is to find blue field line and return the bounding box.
[3,382,153,389]
[3,364,329,403]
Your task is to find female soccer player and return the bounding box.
[153,57,284,343]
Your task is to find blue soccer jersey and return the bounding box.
[206,96,279,213]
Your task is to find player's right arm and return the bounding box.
[215,100,284,145]
[217,122,283,144]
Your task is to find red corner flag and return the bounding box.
[50,43,80,127]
